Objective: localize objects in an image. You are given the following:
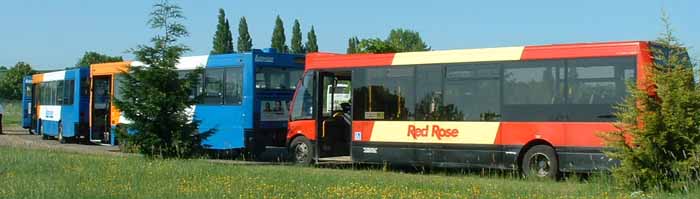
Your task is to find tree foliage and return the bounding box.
[0,62,35,100]
[386,28,430,52]
[358,38,397,53]
[75,51,123,67]
[237,16,253,52]
[290,19,304,54]
[350,28,429,54]
[211,8,234,54]
[305,26,318,53]
[271,15,288,52]
[604,11,699,192]
[114,0,211,158]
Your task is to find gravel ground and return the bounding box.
[0,126,292,165]
[0,127,125,156]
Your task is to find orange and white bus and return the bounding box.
[286,41,684,178]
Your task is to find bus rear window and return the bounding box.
[255,67,303,90]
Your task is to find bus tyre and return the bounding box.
[521,145,559,179]
[290,136,313,165]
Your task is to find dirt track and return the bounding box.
[0,127,125,156]
[0,127,291,165]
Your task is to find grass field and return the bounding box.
[1,100,21,128]
[0,147,697,198]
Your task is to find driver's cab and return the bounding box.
[287,70,352,164]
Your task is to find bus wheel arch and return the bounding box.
[517,139,559,179]
[289,135,314,165]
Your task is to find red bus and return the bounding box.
[286,41,680,178]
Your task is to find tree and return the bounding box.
[271,15,288,52]
[0,66,7,70]
[347,36,360,54]
[604,11,699,191]
[386,28,430,52]
[114,0,211,158]
[358,38,397,53]
[290,19,304,54]
[75,51,123,67]
[237,16,253,52]
[305,26,318,53]
[353,28,429,53]
[211,8,234,54]
[0,62,35,100]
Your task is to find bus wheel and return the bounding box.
[521,145,558,179]
[290,136,313,165]
[58,121,65,144]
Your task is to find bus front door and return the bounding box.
[316,71,352,159]
[91,76,111,143]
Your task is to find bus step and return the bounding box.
[318,156,352,163]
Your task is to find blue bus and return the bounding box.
[101,49,303,154]
[176,49,304,153]
[22,67,90,143]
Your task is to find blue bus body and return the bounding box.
[183,49,304,150]
[22,68,89,142]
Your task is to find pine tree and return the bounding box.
[347,37,360,54]
[271,15,287,52]
[115,0,212,158]
[604,10,698,191]
[211,8,234,54]
[305,26,318,53]
[290,19,304,54]
[237,16,253,52]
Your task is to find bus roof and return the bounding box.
[305,41,648,70]
[31,67,86,83]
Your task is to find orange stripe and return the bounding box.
[90,61,131,76]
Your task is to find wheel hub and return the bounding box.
[529,152,551,177]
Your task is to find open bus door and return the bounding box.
[90,75,112,144]
[315,71,352,161]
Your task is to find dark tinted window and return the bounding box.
[255,67,303,90]
[56,81,64,105]
[566,57,635,122]
[63,80,74,105]
[503,60,565,105]
[415,65,443,121]
[444,64,501,121]
[353,67,415,121]
[291,72,315,120]
[25,83,32,98]
[203,68,224,104]
[224,68,243,104]
[177,70,203,100]
[502,60,566,121]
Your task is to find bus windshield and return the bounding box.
[255,67,303,90]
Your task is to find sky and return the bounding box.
[0,0,698,70]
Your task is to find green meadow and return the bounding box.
[0,147,697,199]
